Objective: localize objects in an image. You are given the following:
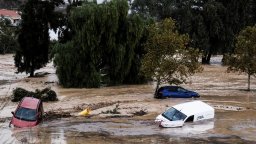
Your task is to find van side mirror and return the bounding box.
[11,111,14,115]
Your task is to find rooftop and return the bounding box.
[0,9,20,19]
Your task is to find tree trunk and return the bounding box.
[248,73,251,91]
[202,56,208,64]
[221,54,228,65]
[3,44,6,55]
[202,54,210,64]
[202,48,213,64]
[30,65,35,77]
[30,71,34,77]
[206,51,212,64]
[154,78,160,98]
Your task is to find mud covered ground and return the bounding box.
[0,54,256,144]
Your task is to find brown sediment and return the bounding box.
[1,55,256,143]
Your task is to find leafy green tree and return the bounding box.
[227,25,256,91]
[190,14,209,56]
[131,0,255,64]
[219,0,251,63]
[131,0,160,20]
[57,0,85,43]
[14,0,64,77]
[123,19,152,84]
[54,0,146,87]
[141,18,202,94]
[249,0,256,25]
[200,0,225,64]
[0,0,23,9]
[0,18,18,54]
[131,0,188,21]
[131,0,217,64]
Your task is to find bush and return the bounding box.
[101,104,121,114]
[12,88,35,102]
[11,87,58,102]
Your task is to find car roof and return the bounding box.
[20,97,40,109]
[160,86,180,90]
[172,101,214,116]
[161,86,179,88]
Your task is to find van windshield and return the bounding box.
[15,107,37,121]
[162,107,186,121]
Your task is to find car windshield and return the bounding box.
[15,107,37,121]
[162,107,187,121]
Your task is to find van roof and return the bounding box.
[20,97,40,109]
[173,101,214,116]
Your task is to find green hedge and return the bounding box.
[11,87,58,102]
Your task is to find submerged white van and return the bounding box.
[155,101,214,128]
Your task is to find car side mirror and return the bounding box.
[11,111,14,115]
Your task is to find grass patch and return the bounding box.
[43,109,71,121]
[132,109,148,116]
[101,104,121,114]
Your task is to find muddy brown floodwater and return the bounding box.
[1,54,256,144]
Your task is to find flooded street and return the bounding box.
[1,54,256,143]
[0,117,255,143]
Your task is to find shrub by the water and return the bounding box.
[11,87,58,102]
[12,88,35,102]
[40,89,57,101]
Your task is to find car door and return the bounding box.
[177,87,190,98]
[161,87,174,97]
[167,87,180,97]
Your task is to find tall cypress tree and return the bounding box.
[14,0,63,77]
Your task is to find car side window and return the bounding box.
[168,87,177,92]
[178,88,186,92]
